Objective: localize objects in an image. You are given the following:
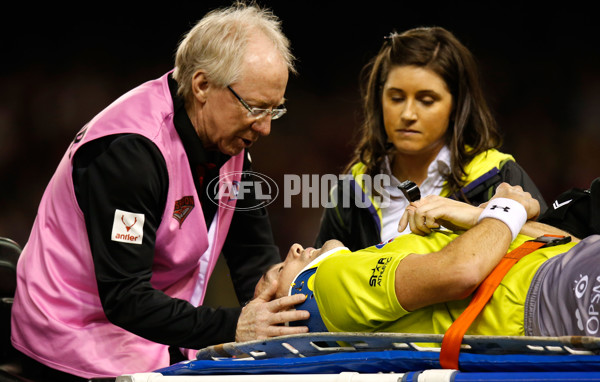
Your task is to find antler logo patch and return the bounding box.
[112,209,145,245]
[173,196,195,228]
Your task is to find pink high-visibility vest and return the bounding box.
[11,72,243,378]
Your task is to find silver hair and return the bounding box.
[172,1,296,101]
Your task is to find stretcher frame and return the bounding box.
[117,332,600,381]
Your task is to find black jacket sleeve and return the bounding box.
[457,160,549,215]
[221,154,281,304]
[73,134,241,349]
[498,160,549,214]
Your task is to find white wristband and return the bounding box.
[477,198,527,241]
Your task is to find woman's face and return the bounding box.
[382,65,453,157]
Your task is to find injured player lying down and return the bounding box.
[258,183,598,338]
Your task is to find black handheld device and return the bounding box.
[398,180,421,202]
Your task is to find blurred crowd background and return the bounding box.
[1,2,599,306]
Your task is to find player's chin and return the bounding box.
[322,239,344,252]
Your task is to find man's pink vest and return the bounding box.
[11,72,243,378]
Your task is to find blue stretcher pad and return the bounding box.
[119,333,600,381]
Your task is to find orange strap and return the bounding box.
[439,234,570,370]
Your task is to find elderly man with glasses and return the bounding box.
[11,3,308,380]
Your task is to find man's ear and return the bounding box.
[191,70,210,103]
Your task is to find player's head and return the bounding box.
[257,240,344,299]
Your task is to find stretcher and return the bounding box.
[116,332,600,381]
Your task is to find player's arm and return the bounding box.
[520,221,580,243]
[395,218,512,311]
[399,183,540,235]
[394,183,540,311]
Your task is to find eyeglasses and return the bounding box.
[227,86,287,120]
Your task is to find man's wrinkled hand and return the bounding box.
[236,280,309,343]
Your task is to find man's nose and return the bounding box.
[251,116,272,136]
[290,243,303,254]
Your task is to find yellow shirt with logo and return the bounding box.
[312,231,576,336]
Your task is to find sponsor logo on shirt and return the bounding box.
[573,273,600,335]
[111,209,144,245]
[173,195,195,228]
[375,238,394,249]
[370,256,392,287]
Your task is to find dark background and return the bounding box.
[1,2,599,306]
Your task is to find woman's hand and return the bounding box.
[398,183,540,236]
[398,195,481,235]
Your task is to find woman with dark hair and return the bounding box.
[315,26,547,251]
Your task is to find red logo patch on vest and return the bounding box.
[173,196,195,229]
